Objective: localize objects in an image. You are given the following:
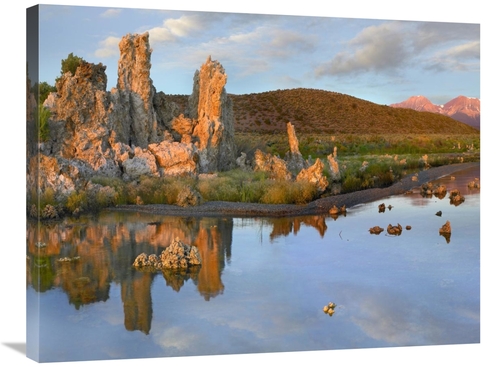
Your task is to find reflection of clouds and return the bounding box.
[155,326,203,352]
[342,284,479,346]
[350,294,426,345]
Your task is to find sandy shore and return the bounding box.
[109,162,480,218]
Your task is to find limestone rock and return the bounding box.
[50,61,121,176]
[296,158,329,193]
[387,223,403,236]
[189,56,236,172]
[285,122,306,172]
[133,238,202,270]
[27,155,91,202]
[148,140,198,176]
[327,153,341,182]
[122,147,158,180]
[253,149,292,181]
[172,114,195,137]
[153,91,181,134]
[287,121,301,155]
[329,205,346,216]
[449,189,465,206]
[236,152,250,170]
[176,187,202,207]
[369,226,384,235]
[439,220,452,234]
[117,32,159,147]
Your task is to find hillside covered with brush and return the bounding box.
[167,88,479,135]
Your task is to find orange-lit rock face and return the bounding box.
[28,34,240,210]
[189,56,236,173]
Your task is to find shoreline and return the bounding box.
[108,161,480,218]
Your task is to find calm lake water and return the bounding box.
[26,166,480,362]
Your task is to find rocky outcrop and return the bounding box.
[327,146,341,182]
[449,189,465,206]
[122,147,159,180]
[116,33,159,147]
[369,226,384,235]
[148,140,198,176]
[29,32,238,213]
[133,238,202,270]
[439,221,452,243]
[188,56,236,173]
[253,149,292,181]
[285,122,306,173]
[176,187,202,207]
[387,223,403,236]
[296,158,329,193]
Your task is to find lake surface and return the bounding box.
[26,166,480,362]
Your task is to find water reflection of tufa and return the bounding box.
[269,216,328,241]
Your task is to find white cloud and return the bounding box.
[94,36,121,58]
[443,40,480,60]
[424,41,480,72]
[315,22,409,77]
[148,26,176,44]
[100,8,121,18]
[260,29,316,59]
[413,22,480,52]
[162,15,204,37]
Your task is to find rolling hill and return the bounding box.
[166,88,480,135]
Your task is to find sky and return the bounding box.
[34,3,480,106]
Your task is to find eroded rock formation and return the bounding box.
[296,158,329,193]
[29,32,237,212]
[188,56,236,173]
[285,122,306,173]
[253,149,292,181]
[133,238,202,270]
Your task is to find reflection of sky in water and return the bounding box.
[28,167,480,361]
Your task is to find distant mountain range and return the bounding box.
[390,95,480,130]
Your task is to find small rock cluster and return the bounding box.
[329,204,346,216]
[322,302,337,317]
[133,237,202,270]
[467,179,480,189]
[420,182,447,198]
[449,189,465,206]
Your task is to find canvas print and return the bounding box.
[26,4,480,363]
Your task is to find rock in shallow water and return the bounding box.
[133,237,202,270]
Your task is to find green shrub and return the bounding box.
[341,174,362,193]
[36,104,51,142]
[65,191,88,213]
[60,52,84,76]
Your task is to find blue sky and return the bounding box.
[35,3,480,106]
